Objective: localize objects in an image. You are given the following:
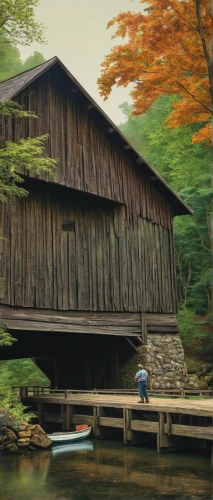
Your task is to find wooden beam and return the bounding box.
[166,423,213,440]
[44,412,62,423]
[147,326,178,333]
[123,144,131,150]
[141,313,147,344]
[125,337,138,352]
[131,420,158,433]
[38,403,44,427]
[99,417,124,429]
[0,307,141,326]
[123,408,134,443]
[72,414,93,425]
[3,319,141,336]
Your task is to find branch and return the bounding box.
[135,70,211,113]
[194,0,210,68]
[171,6,199,32]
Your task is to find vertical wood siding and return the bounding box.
[0,188,177,312]
[1,68,174,230]
[0,66,178,312]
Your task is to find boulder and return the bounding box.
[0,409,15,428]
[6,443,19,453]
[18,430,32,438]
[17,438,30,448]
[0,422,52,454]
[1,427,16,443]
[31,424,46,436]
[30,433,52,449]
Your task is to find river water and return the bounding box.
[0,440,212,500]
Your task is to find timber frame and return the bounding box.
[0,57,192,389]
[16,389,213,453]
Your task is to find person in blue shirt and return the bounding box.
[134,363,149,403]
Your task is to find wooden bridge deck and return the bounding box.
[21,389,213,451]
[27,392,213,417]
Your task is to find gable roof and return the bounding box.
[0,56,192,216]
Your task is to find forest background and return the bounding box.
[0,0,212,389]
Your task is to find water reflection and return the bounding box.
[51,441,94,455]
[0,440,213,499]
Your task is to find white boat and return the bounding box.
[47,426,93,445]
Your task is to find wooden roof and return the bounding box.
[0,56,192,216]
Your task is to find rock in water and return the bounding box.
[30,433,52,449]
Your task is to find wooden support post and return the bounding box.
[20,386,28,400]
[123,408,134,444]
[93,407,104,438]
[61,404,72,431]
[38,403,44,428]
[141,313,147,344]
[157,412,165,452]
[167,413,172,436]
[211,418,213,468]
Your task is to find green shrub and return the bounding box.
[0,388,35,423]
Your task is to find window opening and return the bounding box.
[62,220,75,232]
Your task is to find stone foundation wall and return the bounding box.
[120,334,198,390]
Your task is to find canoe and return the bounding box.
[47,425,92,444]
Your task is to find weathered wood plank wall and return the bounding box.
[1,67,174,230]
[0,185,177,312]
[0,65,178,313]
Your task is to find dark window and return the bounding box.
[62,220,75,232]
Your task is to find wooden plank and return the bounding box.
[26,394,213,418]
[167,424,213,440]
[72,414,93,425]
[147,326,178,333]
[3,319,141,335]
[0,306,141,325]
[44,412,63,423]
[99,417,124,429]
[130,420,158,433]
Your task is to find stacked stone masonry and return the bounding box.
[120,334,198,390]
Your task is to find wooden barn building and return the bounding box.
[0,57,193,390]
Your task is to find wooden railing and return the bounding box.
[12,386,213,399]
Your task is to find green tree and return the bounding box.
[0,34,22,81]
[0,0,44,46]
[21,51,45,72]
[0,0,56,348]
[0,0,55,203]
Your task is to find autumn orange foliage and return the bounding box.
[98,0,212,144]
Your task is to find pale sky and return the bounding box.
[19,0,143,125]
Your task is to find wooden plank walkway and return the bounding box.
[21,389,213,452]
[27,392,213,417]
